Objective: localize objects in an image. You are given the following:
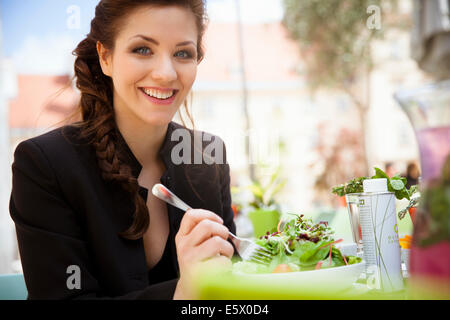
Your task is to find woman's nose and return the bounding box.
[152,56,177,83]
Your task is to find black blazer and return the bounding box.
[9,121,236,300]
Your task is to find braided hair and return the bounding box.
[70,0,208,240]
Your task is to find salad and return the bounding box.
[233,214,362,274]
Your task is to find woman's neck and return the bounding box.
[116,115,169,168]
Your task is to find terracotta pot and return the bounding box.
[408,207,416,223]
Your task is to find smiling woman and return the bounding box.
[9,0,236,300]
[95,4,201,128]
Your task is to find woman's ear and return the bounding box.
[97,41,112,77]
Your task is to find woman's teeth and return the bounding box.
[142,88,175,100]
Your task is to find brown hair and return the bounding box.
[69,0,208,240]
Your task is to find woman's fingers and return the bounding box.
[194,236,235,260]
[178,209,224,236]
[174,209,232,300]
[187,218,230,247]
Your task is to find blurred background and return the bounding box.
[0,0,445,275]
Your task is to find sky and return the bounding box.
[0,0,284,75]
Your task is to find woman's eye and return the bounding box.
[133,47,151,56]
[175,50,193,59]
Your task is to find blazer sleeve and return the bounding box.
[9,139,178,300]
[219,141,237,236]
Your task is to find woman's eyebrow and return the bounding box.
[130,34,196,47]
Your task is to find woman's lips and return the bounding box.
[139,88,178,106]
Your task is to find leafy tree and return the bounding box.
[282,0,407,176]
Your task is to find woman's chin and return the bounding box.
[137,99,180,125]
[139,113,176,127]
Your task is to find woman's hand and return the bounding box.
[173,209,234,300]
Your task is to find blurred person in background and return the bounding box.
[385,162,396,178]
[9,0,236,300]
[405,161,420,189]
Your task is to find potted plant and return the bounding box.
[247,167,287,238]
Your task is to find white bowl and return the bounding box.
[233,261,366,292]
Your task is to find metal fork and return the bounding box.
[152,183,273,265]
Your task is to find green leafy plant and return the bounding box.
[248,167,287,211]
[331,167,418,201]
[331,167,420,221]
[245,167,287,237]
[331,176,367,197]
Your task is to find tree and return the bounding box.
[282,0,406,176]
[311,124,366,207]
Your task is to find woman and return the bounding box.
[405,162,420,189]
[9,0,236,300]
